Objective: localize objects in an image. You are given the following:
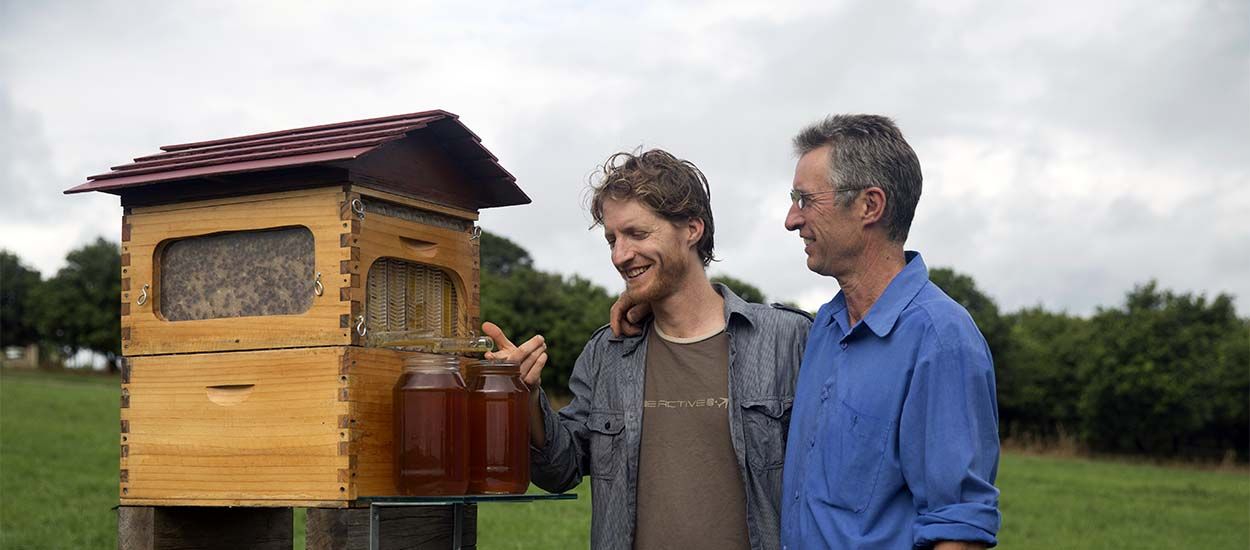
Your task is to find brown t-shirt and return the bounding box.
[633,325,751,550]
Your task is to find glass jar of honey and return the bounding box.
[466,360,531,494]
[393,354,468,496]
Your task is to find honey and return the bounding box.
[466,360,531,494]
[393,354,469,496]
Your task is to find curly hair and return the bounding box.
[588,149,716,266]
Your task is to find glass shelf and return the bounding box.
[358,492,577,505]
[360,492,578,550]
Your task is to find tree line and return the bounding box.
[2,239,121,370]
[480,233,1248,461]
[3,234,1246,460]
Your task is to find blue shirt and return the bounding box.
[781,252,1001,549]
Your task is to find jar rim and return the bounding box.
[401,354,462,370]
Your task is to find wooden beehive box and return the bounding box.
[68,110,529,508]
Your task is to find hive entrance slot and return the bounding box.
[206,384,255,406]
[400,237,438,258]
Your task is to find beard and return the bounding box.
[624,252,690,305]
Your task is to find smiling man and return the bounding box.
[483,149,811,550]
[780,115,1001,549]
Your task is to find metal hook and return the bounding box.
[314,272,324,296]
[137,284,149,306]
[470,226,482,241]
[355,315,367,337]
[350,198,366,221]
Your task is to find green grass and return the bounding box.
[1,368,120,549]
[3,368,1247,548]
[997,453,1249,548]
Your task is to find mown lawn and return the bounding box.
[3,368,1247,548]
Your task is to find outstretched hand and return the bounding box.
[609,291,652,337]
[481,321,548,388]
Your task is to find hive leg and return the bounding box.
[118,506,293,550]
[305,505,477,550]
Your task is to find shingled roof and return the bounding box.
[66,109,529,209]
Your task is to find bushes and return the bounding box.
[934,273,1249,460]
[479,232,616,392]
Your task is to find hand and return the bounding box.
[481,322,548,388]
[609,291,652,337]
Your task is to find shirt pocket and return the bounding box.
[821,400,889,513]
[740,398,793,470]
[586,410,624,480]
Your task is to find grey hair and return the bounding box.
[792,114,923,243]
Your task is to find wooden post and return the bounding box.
[306,505,477,550]
[118,506,292,550]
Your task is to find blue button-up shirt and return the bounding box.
[781,252,1001,549]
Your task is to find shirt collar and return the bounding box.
[611,282,753,355]
[821,251,929,339]
[862,251,928,338]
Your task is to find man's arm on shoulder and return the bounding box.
[900,320,1002,548]
[529,328,607,493]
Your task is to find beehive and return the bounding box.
[68,110,529,508]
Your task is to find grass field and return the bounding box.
[2,368,1247,549]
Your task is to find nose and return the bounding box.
[784,201,803,232]
[611,240,634,270]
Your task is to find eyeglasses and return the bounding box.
[789,187,868,209]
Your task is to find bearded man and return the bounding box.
[483,149,811,550]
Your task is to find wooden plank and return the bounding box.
[306,506,477,550]
[349,347,405,497]
[131,186,345,216]
[124,348,350,502]
[122,187,351,355]
[353,185,479,221]
[118,506,155,550]
[117,506,293,550]
[121,498,349,508]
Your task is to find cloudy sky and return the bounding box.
[2,0,1247,316]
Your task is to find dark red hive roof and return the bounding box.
[66,109,528,209]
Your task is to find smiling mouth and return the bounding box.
[623,265,651,280]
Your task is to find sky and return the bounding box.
[2,0,1247,316]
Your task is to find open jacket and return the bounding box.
[530,285,812,550]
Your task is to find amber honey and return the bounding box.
[393,355,469,496]
[466,360,531,494]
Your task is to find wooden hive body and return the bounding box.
[71,111,528,508]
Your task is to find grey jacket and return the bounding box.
[530,285,812,550]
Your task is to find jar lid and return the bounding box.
[471,359,521,372]
[401,354,462,370]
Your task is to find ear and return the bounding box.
[684,217,705,249]
[860,187,887,226]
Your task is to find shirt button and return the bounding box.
[820,389,829,401]
[840,342,848,350]
[809,438,815,447]
[793,491,799,501]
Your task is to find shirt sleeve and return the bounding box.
[529,335,600,493]
[899,322,1002,547]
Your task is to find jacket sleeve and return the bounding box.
[900,323,1002,547]
[529,335,601,493]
